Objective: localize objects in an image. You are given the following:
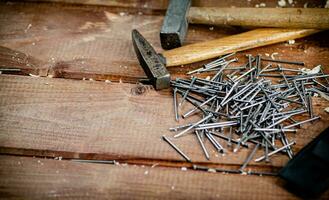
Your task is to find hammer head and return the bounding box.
[132,29,170,90]
[160,0,191,50]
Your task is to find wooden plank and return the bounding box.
[1,2,329,83]
[3,155,327,199]
[0,75,328,169]
[20,0,327,9]
[0,2,228,82]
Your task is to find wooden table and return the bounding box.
[0,1,329,199]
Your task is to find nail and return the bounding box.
[195,131,210,160]
[174,114,213,138]
[162,135,191,162]
[254,141,295,162]
[205,132,224,153]
[284,116,320,129]
[169,123,193,132]
[261,58,304,66]
[173,88,179,121]
[183,96,216,118]
[179,77,196,106]
[239,143,259,172]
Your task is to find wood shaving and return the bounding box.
[311,88,329,101]
[325,107,329,113]
[29,73,40,77]
[271,52,279,59]
[301,65,321,75]
[151,163,159,168]
[24,23,32,33]
[207,168,216,173]
[181,167,187,171]
[278,0,286,7]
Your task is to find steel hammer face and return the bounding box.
[132,29,171,90]
[160,0,191,50]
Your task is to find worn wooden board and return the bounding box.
[3,155,329,200]
[0,75,328,170]
[1,2,329,83]
[1,1,329,198]
[18,0,328,9]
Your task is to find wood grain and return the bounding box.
[188,8,329,29]
[17,0,328,9]
[1,2,329,82]
[163,28,319,66]
[3,155,328,200]
[0,75,328,169]
[0,1,329,198]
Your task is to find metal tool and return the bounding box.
[132,30,170,90]
[160,0,328,49]
[160,0,191,49]
[132,29,317,89]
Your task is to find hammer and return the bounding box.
[160,0,328,49]
[132,28,317,90]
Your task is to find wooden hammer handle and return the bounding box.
[188,8,329,29]
[162,28,319,67]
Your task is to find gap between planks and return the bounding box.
[0,75,328,170]
[0,155,316,200]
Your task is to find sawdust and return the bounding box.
[278,0,286,7]
[82,36,96,42]
[79,21,107,31]
[181,167,187,171]
[29,73,40,77]
[24,23,32,33]
[151,163,159,168]
[325,107,329,113]
[104,11,119,21]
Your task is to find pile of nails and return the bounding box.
[163,52,329,174]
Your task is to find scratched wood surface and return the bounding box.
[1,2,329,82]
[18,0,328,9]
[1,1,329,199]
[0,74,329,173]
[5,155,325,200]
